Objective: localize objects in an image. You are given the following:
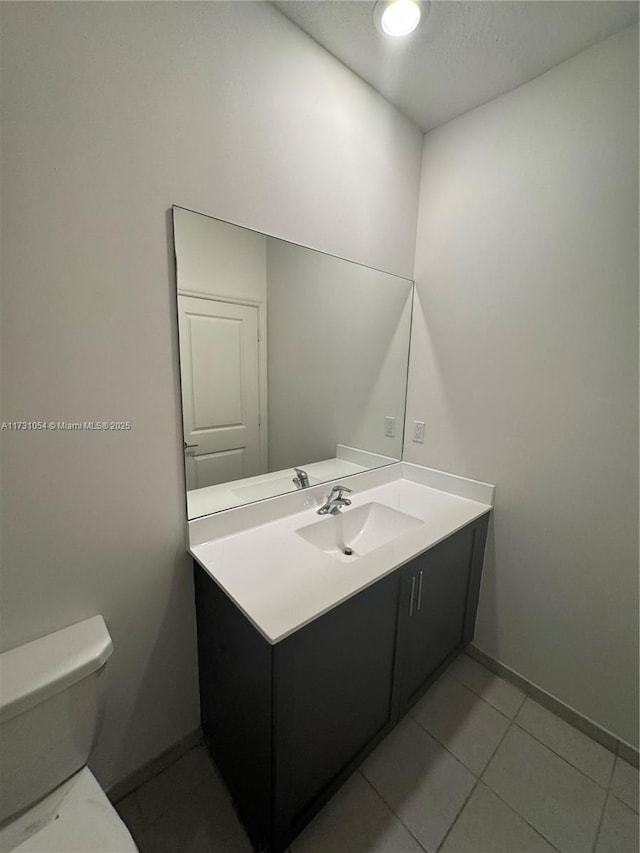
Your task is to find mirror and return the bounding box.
[172,206,413,519]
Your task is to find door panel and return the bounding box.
[190,315,244,427]
[191,448,245,490]
[179,296,262,489]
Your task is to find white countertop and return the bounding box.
[189,463,494,644]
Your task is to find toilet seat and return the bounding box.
[0,767,138,853]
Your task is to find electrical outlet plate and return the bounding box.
[413,420,425,443]
[384,416,396,438]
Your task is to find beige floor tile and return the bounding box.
[447,654,526,719]
[136,774,251,853]
[136,745,216,825]
[411,674,510,774]
[483,726,606,853]
[610,757,639,813]
[290,773,424,853]
[361,716,475,852]
[115,792,145,837]
[515,698,615,787]
[440,783,557,853]
[595,796,639,853]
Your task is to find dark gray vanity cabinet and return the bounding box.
[193,511,489,853]
[271,570,401,850]
[396,513,489,714]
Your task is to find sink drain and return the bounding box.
[343,547,354,556]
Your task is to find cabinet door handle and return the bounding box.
[409,575,416,617]
[417,571,424,611]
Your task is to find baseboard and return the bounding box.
[106,728,203,803]
[467,645,639,769]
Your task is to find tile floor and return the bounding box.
[115,654,639,853]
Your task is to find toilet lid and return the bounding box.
[2,767,138,853]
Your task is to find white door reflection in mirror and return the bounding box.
[179,296,263,490]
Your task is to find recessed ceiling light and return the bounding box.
[375,0,424,38]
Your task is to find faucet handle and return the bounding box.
[317,483,353,515]
[330,484,352,499]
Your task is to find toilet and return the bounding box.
[0,616,139,852]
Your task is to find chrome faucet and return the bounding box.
[292,467,310,489]
[317,485,352,515]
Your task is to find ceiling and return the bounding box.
[273,1,639,131]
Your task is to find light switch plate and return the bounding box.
[413,421,425,443]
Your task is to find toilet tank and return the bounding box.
[0,616,113,824]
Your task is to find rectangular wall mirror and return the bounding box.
[172,206,413,518]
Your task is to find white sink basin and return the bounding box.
[232,475,320,503]
[296,502,423,562]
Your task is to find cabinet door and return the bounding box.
[273,571,401,848]
[398,524,476,712]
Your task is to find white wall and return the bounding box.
[0,0,422,788]
[266,239,412,469]
[405,25,639,746]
